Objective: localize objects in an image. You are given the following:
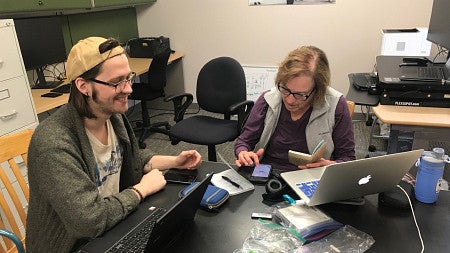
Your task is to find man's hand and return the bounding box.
[136,169,167,197]
[174,150,202,170]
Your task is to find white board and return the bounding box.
[243,66,278,101]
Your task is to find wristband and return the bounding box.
[128,186,144,202]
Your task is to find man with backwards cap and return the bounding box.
[26,37,202,252]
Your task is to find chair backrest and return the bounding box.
[196,57,247,114]
[145,48,172,91]
[0,129,33,253]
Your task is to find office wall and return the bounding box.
[64,8,139,48]
[136,0,433,100]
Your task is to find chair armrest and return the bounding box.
[227,100,254,131]
[0,229,25,253]
[164,93,194,122]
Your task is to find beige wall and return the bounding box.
[136,0,433,100]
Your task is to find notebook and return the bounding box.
[79,173,213,253]
[281,150,423,206]
[211,168,254,196]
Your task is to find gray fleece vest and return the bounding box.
[254,86,342,160]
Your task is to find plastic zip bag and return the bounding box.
[296,225,375,253]
[233,219,305,253]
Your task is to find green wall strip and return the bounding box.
[63,8,139,50]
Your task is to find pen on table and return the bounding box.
[222,176,242,189]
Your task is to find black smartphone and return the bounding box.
[249,164,272,183]
[41,92,63,98]
[164,169,198,184]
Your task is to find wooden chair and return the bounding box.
[347,100,356,118]
[0,129,33,253]
[0,230,25,253]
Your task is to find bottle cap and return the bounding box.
[432,148,445,160]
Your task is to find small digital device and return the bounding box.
[251,212,273,220]
[41,92,63,98]
[164,169,198,184]
[250,164,272,183]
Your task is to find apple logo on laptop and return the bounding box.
[358,175,372,185]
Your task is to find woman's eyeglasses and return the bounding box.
[277,84,315,101]
[89,72,136,93]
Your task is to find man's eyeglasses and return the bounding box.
[89,72,136,93]
[277,84,315,101]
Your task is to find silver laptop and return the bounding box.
[281,149,423,206]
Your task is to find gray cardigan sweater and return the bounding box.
[26,103,154,253]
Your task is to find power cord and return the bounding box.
[396,184,424,253]
[431,46,449,63]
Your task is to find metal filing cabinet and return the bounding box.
[0,19,38,136]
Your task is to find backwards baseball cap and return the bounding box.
[66,37,124,82]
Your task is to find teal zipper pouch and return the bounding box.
[179,182,229,212]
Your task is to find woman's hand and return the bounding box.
[235,148,264,167]
[298,158,336,169]
[174,150,202,170]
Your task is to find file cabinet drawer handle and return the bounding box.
[0,110,17,120]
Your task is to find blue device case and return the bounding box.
[179,182,229,212]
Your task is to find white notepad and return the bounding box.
[288,140,327,166]
[211,169,254,196]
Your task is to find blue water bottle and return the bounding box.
[414,148,447,203]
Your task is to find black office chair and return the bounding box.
[165,57,254,161]
[130,48,171,149]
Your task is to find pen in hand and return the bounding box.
[222,176,242,189]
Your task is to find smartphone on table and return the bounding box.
[239,164,272,184]
[250,164,272,183]
[164,168,198,184]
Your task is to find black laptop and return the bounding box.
[399,57,450,82]
[79,173,213,253]
[377,56,450,85]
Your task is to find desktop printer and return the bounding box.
[127,36,171,58]
[376,56,450,108]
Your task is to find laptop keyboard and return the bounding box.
[418,67,443,79]
[296,180,319,199]
[352,73,378,90]
[105,207,167,253]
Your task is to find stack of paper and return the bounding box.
[211,169,254,196]
[275,203,342,238]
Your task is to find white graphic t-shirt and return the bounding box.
[86,119,123,198]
